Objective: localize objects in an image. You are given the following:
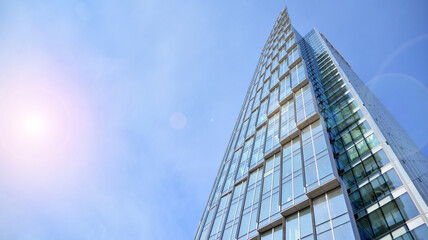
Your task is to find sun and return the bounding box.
[0,87,69,160]
[19,112,48,139]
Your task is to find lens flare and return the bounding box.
[20,112,47,138]
[0,87,69,160]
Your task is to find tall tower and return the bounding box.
[195,6,428,240]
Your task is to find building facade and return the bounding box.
[195,6,428,240]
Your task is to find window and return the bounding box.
[280,99,297,139]
[258,99,268,126]
[209,193,232,239]
[223,148,242,194]
[282,137,305,209]
[246,109,258,138]
[286,213,299,239]
[287,47,300,65]
[291,63,307,88]
[285,208,314,240]
[262,82,270,100]
[250,125,266,169]
[384,168,402,190]
[395,193,419,220]
[286,37,295,50]
[238,168,263,239]
[261,225,283,240]
[268,87,279,113]
[222,181,246,240]
[302,120,333,191]
[259,153,281,226]
[236,138,254,180]
[279,59,287,77]
[279,74,292,101]
[295,84,315,124]
[235,119,249,149]
[244,98,254,120]
[265,113,280,153]
[271,69,279,88]
[253,89,262,111]
[313,188,355,240]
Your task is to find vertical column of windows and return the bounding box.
[222,182,246,240]
[253,89,262,111]
[265,65,272,82]
[236,138,254,181]
[238,168,263,240]
[279,75,292,101]
[262,81,270,100]
[279,59,287,78]
[268,87,279,113]
[258,99,269,126]
[259,153,281,226]
[270,69,279,88]
[285,208,314,240]
[286,37,295,50]
[261,225,283,240]
[250,125,266,169]
[209,193,232,240]
[302,120,333,191]
[265,113,280,153]
[287,47,300,66]
[246,110,259,138]
[212,159,231,206]
[281,137,305,209]
[279,47,286,60]
[295,84,316,124]
[244,98,254,120]
[272,55,279,70]
[290,63,307,88]
[313,188,355,240]
[200,206,217,240]
[280,99,297,139]
[236,120,249,149]
[249,81,258,100]
[223,149,242,194]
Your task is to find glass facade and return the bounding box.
[195,5,428,240]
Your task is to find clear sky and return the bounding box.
[0,0,427,239]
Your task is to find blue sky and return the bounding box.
[0,0,427,239]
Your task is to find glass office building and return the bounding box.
[195,6,428,240]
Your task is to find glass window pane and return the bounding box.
[314,196,329,224]
[356,216,374,240]
[411,224,428,240]
[366,134,379,149]
[382,200,404,230]
[395,193,419,220]
[300,208,313,237]
[373,150,389,167]
[334,222,355,240]
[383,169,402,190]
[286,214,299,240]
[273,225,283,240]
[368,208,389,237]
[328,188,348,218]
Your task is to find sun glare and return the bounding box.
[20,112,48,139]
[0,88,69,160]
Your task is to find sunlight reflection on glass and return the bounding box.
[170,112,187,129]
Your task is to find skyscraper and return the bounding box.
[195,6,428,240]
